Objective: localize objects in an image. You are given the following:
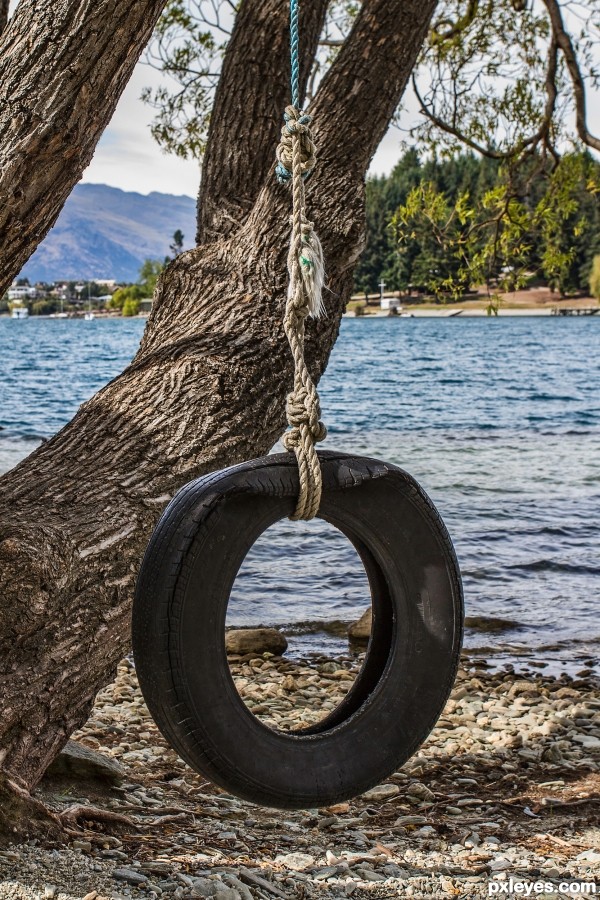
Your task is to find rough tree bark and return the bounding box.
[0,0,168,297]
[0,0,438,841]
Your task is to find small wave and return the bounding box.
[465,616,524,634]
[0,429,48,443]
[505,560,600,575]
[281,619,352,638]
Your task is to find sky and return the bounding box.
[83,51,600,199]
[82,61,416,199]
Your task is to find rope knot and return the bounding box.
[275,105,317,184]
[283,387,328,447]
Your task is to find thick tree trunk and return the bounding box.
[0,0,168,297]
[0,0,438,839]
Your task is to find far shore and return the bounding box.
[346,287,599,318]
[343,307,600,317]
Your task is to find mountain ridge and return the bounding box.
[20,183,197,284]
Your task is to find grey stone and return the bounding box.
[46,739,124,783]
[313,867,338,880]
[394,815,429,826]
[225,628,287,656]
[113,868,149,886]
[221,876,253,900]
[189,878,218,898]
[361,783,399,801]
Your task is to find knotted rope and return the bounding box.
[275,2,326,521]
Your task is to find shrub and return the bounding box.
[122,297,141,317]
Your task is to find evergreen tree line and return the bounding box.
[354,149,600,300]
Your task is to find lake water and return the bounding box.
[1,316,598,675]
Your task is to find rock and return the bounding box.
[509,681,538,696]
[113,868,149,886]
[489,859,511,872]
[239,869,289,898]
[45,739,124,783]
[348,608,372,643]
[576,850,600,863]
[222,875,254,900]
[189,878,215,897]
[541,743,563,763]
[313,867,338,880]
[225,628,287,656]
[573,734,600,749]
[275,852,315,871]
[361,782,399,801]
[394,815,429,826]
[406,782,435,802]
[72,840,92,853]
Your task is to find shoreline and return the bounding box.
[342,307,600,318]
[1,652,598,899]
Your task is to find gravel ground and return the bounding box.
[0,653,598,899]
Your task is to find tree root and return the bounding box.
[0,774,63,845]
[60,804,136,832]
[0,775,137,846]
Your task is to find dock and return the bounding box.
[551,307,599,316]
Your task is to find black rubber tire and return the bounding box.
[132,451,463,809]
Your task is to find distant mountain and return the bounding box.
[20,184,197,284]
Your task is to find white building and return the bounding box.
[7,285,37,301]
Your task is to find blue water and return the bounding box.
[1,316,598,674]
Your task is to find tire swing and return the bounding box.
[132,0,464,809]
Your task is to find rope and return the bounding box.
[290,0,300,110]
[275,1,326,521]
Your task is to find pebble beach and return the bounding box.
[1,650,598,900]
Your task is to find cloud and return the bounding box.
[82,65,199,198]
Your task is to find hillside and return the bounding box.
[20,184,197,284]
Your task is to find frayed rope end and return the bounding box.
[299,226,325,318]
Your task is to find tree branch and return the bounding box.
[311,0,439,183]
[431,0,479,44]
[0,0,168,297]
[196,0,329,244]
[542,0,600,152]
[413,31,560,164]
[412,76,509,159]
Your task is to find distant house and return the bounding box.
[380,296,401,311]
[8,285,37,301]
[140,298,153,313]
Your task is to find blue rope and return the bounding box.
[290,0,300,110]
[276,0,315,183]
